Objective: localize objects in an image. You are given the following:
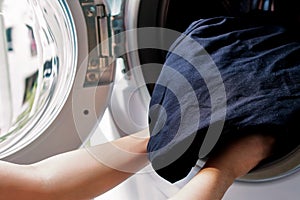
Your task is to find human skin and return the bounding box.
[169,133,275,200]
[0,132,274,200]
[0,131,149,200]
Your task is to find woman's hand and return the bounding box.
[170,133,275,200]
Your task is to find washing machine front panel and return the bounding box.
[224,169,300,200]
[1,0,300,199]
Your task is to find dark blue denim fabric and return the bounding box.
[147,16,300,182]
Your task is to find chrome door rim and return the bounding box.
[0,0,77,158]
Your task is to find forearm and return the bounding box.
[0,161,47,200]
[0,133,149,200]
[32,133,149,200]
[169,167,235,200]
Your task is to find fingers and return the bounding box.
[204,133,276,179]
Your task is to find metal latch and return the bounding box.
[80,0,115,87]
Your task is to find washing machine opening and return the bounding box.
[0,0,77,158]
[136,0,300,182]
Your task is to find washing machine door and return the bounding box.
[0,0,119,164]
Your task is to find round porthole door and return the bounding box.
[0,0,118,163]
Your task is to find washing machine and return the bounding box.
[1,0,300,199]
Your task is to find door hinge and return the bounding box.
[80,0,115,86]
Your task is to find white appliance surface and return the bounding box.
[1,0,299,199]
